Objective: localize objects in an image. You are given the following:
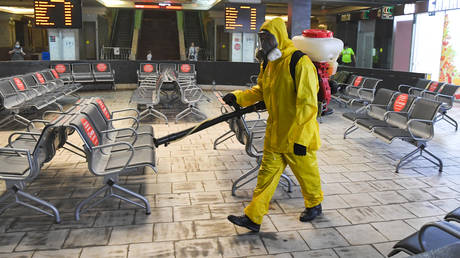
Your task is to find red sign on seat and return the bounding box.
[393,94,409,112]
[13,77,25,91]
[35,73,45,84]
[428,82,439,92]
[96,63,108,72]
[180,64,191,73]
[55,64,66,73]
[96,98,111,119]
[81,118,99,146]
[353,76,363,87]
[51,69,60,79]
[143,64,154,73]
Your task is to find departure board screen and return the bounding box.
[225,4,265,33]
[34,0,82,28]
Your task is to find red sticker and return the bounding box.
[13,77,25,91]
[96,99,111,119]
[96,63,108,72]
[81,118,99,146]
[393,94,409,112]
[55,64,66,73]
[51,69,60,79]
[35,73,45,84]
[353,76,363,87]
[234,43,241,51]
[428,82,439,92]
[143,64,154,73]
[180,64,191,73]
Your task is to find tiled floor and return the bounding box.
[1,88,460,258]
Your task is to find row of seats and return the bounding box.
[51,63,115,89]
[332,73,383,110]
[0,69,82,128]
[0,98,155,223]
[132,63,207,123]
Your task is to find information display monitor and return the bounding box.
[34,0,82,28]
[225,4,265,33]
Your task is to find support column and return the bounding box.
[130,10,143,60]
[288,0,312,37]
[177,11,186,61]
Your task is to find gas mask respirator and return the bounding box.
[256,30,282,62]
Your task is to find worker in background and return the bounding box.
[340,43,356,66]
[223,18,323,232]
[9,41,26,61]
[146,50,152,61]
[188,42,198,61]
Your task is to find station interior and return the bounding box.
[0,0,460,257]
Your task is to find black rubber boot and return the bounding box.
[299,204,322,222]
[227,214,261,232]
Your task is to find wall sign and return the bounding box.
[34,0,82,28]
[225,4,265,33]
[429,0,460,12]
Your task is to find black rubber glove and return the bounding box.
[294,143,306,156]
[223,93,237,107]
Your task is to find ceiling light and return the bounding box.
[265,15,288,22]
[96,0,133,8]
[0,6,34,15]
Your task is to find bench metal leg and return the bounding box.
[0,187,60,223]
[437,112,458,131]
[280,173,293,193]
[139,105,168,124]
[75,178,151,221]
[213,130,235,150]
[232,159,261,196]
[344,124,358,139]
[175,105,206,123]
[396,144,443,173]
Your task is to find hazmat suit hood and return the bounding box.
[259,18,297,60]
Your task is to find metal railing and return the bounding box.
[100,46,131,60]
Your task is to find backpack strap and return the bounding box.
[290,50,305,93]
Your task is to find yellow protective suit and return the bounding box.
[232,18,323,224]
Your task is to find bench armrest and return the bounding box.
[407,118,435,141]
[101,127,138,144]
[8,132,41,148]
[26,119,50,131]
[419,222,460,252]
[108,116,140,130]
[0,147,34,179]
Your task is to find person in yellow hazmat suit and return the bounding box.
[223,18,323,232]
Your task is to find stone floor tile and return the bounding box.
[109,224,153,245]
[141,183,172,195]
[7,217,53,232]
[80,245,127,258]
[248,254,291,258]
[322,195,350,210]
[235,216,278,234]
[404,216,441,230]
[337,207,384,224]
[175,238,222,258]
[186,171,216,181]
[340,193,380,207]
[401,202,445,217]
[135,207,173,224]
[0,217,14,233]
[128,242,174,258]
[16,230,68,251]
[369,180,405,191]
[32,248,81,258]
[50,213,96,230]
[420,175,456,187]
[371,204,416,220]
[337,224,387,245]
[195,219,236,238]
[203,180,234,191]
[260,231,309,254]
[311,210,351,228]
[276,198,305,213]
[321,183,351,195]
[321,174,351,184]
[394,178,430,189]
[218,235,267,257]
[341,172,374,182]
[269,214,314,231]
[156,173,187,183]
[221,190,253,203]
[190,191,224,205]
[154,221,194,241]
[155,193,190,207]
[93,210,135,227]
[372,241,405,258]
[430,199,460,212]
[397,189,436,202]
[423,186,460,199]
[63,228,111,248]
[174,204,210,221]
[340,182,376,193]
[369,191,408,205]
[172,181,204,193]
[292,249,339,258]
[298,228,349,249]
[371,220,417,241]
[209,203,245,219]
[334,245,384,258]
[0,232,25,253]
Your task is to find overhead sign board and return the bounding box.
[34,0,82,28]
[428,0,460,12]
[227,0,262,3]
[225,4,265,33]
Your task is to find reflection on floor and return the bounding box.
[0,89,459,258]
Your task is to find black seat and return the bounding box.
[92,63,115,83]
[72,63,94,83]
[137,63,158,83]
[51,64,73,82]
[388,221,460,257]
[399,78,431,93]
[423,84,459,130]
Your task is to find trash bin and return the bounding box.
[42,51,50,60]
